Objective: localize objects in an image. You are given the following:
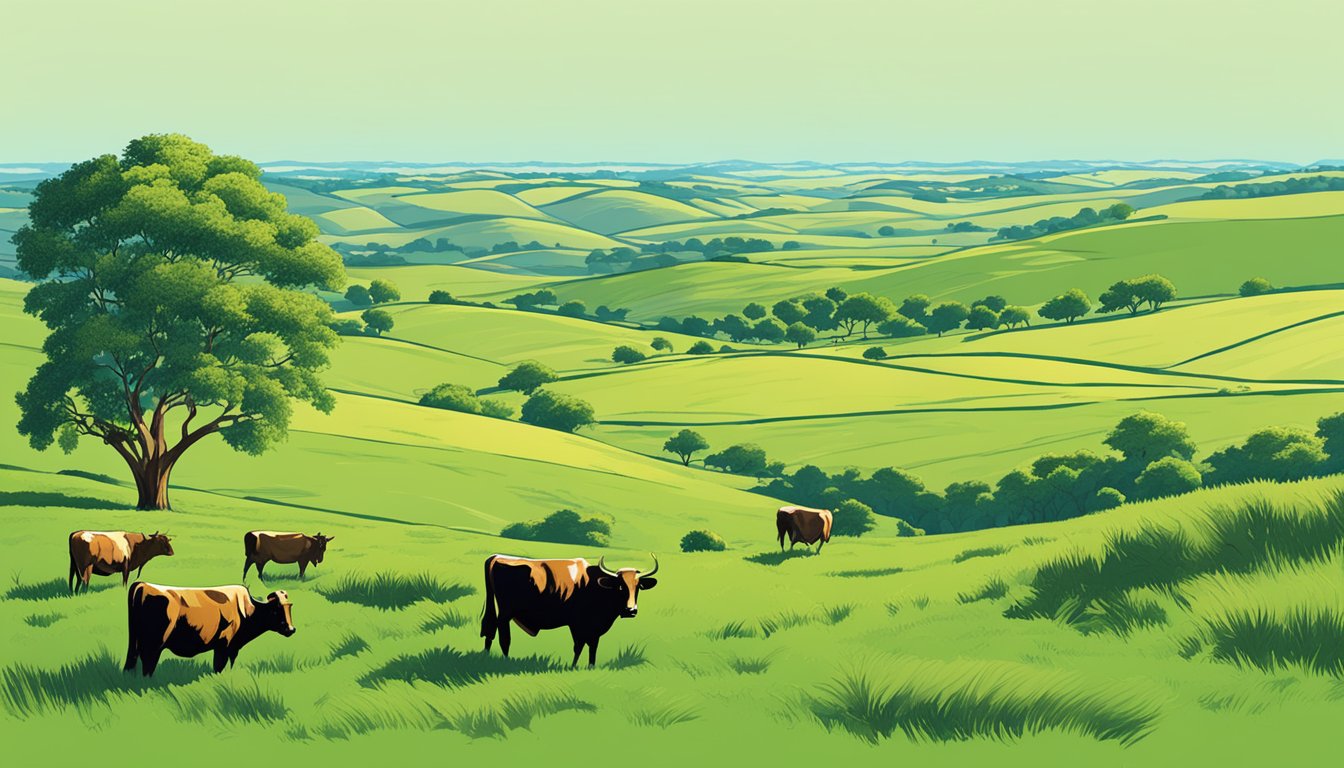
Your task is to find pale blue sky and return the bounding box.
[6,0,1340,163]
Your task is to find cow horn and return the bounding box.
[641,553,659,578]
[597,557,618,577]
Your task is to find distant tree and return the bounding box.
[1038,289,1092,324]
[862,346,887,360]
[719,345,736,353]
[520,390,595,432]
[1107,203,1135,220]
[680,315,712,336]
[878,225,896,236]
[478,399,515,419]
[1206,426,1328,484]
[753,318,786,343]
[784,322,817,348]
[507,289,558,310]
[998,306,1031,328]
[502,509,612,547]
[772,299,807,325]
[1317,412,1344,471]
[835,292,896,338]
[498,361,558,394]
[714,314,753,343]
[878,315,926,338]
[651,336,673,353]
[743,302,767,320]
[972,295,1007,312]
[898,295,931,323]
[345,284,372,306]
[925,301,971,336]
[1098,280,1144,315]
[687,340,715,355]
[781,240,801,250]
[832,499,877,537]
[331,318,365,336]
[1239,277,1274,297]
[801,294,838,331]
[965,305,1000,330]
[1132,274,1177,311]
[704,443,770,476]
[825,287,848,304]
[611,345,647,364]
[680,529,727,552]
[1103,411,1196,466]
[368,279,401,304]
[362,308,394,336]
[419,383,511,419]
[1133,457,1202,500]
[663,429,710,465]
[558,300,587,317]
[428,290,455,304]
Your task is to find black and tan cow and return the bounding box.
[242,531,333,580]
[480,554,658,667]
[776,505,833,552]
[68,530,174,593]
[123,582,296,677]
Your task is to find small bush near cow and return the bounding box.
[628,700,700,729]
[319,572,475,610]
[606,644,648,669]
[681,529,727,552]
[420,607,472,633]
[954,545,1012,563]
[958,577,1010,604]
[501,508,613,547]
[362,645,565,689]
[329,632,371,660]
[687,340,714,355]
[808,657,1160,745]
[832,499,877,537]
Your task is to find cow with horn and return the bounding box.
[480,553,659,667]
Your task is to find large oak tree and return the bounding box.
[14,135,345,509]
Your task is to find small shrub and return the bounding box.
[687,340,714,355]
[681,529,727,552]
[611,345,647,364]
[501,509,612,547]
[862,346,887,360]
[520,390,595,432]
[1239,277,1273,297]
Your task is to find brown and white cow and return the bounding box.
[776,506,833,553]
[123,582,296,677]
[242,531,333,580]
[480,554,658,667]
[68,530,174,593]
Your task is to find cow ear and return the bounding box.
[638,577,658,590]
[596,576,620,589]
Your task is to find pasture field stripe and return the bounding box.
[1166,309,1344,369]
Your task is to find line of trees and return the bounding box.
[993,203,1135,241]
[420,362,596,433]
[1201,175,1344,200]
[585,236,780,274]
[749,410,1344,535]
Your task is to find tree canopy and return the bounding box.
[13,134,344,509]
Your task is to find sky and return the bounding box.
[5,0,1341,164]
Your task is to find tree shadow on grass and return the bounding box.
[0,491,125,511]
[361,645,567,689]
[1,650,210,717]
[744,549,817,566]
[5,578,115,602]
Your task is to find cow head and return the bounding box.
[147,531,174,557]
[310,533,334,564]
[596,555,658,618]
[265,590,297,636]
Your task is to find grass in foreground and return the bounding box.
[318,572,476,610]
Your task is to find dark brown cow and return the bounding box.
[123,582,295,677]
[242,531,333,580]
[481,554,658,667]
[776,506,833,552]
[68,530,174,593]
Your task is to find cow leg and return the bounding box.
[140,646,163,678]
[243,558,253,580]
[68,560,78,594]
[81,565,94,592]
[123,630,138,672]
[816,539,824,554]
[136,564,145,578]
[299,561,308,580]
[569,627,584,668]
[587,637,600,669]
[497,619,512,657]
[255,561,265,581]
[122,564,131,588]
[213,648,229,674]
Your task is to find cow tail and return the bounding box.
[480,556,497,638]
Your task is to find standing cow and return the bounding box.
[481,554,658,668]
[242,531,333,580]
[68,530,174,593]
[776,506,833,553]
[124,582,296,676]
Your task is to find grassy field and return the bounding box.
[5,159,1344,763]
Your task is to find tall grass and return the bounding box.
[362,645,565,688]
[954,545,1012,563]
[420,607,472,633]
[629,699,700,728]
[958,577,1010,604]
[316,686,594,739]
[758,610,816,638]
[1,650,208,717]
[318,572,475,610]
[606,644,648,670]
[808,657,1160,746]
[6,576,111,601]
[329,632,371,661]
[166,678,289,724]
[708,620,758,640]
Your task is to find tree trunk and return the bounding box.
[132,460,175,510]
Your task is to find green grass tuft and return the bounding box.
[829,566,905,578]
[361,645,565,688]
[6,576,111,601]
[629,700,700,729]
[726,654,773,675]
[419,607,472,633]
[318,572,475,610]
[167,678,289,724]
[744,549,816,566]
[606,644,648,669]
[23,611,63,628]
[0,650,208,717]
[709,621,758,640]
[954,545,1013,563]
[329,633,371,661]
[958,577,1010,604]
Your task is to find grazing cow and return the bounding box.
[480,554,658,668]
[123,582,295,677]
[68,530,174,593]
[777,506,833,552]
[242,531,333,580]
